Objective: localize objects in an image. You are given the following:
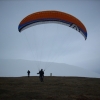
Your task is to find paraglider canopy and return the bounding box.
[18,10,87,40]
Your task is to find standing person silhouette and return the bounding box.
[27,70,30,77]
[37,69,44,82]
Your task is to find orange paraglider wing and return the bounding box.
[18,10,87,40]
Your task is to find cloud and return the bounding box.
[0,0,100,76]
[0,59,100,78]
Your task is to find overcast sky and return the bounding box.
[0,0,100,75]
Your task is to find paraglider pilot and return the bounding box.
[27,70,30,77]
[37,69,44,82]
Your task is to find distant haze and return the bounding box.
[0,59,100,78]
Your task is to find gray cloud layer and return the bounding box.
[0,0,100,75]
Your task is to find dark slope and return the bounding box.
[0,76,100,100]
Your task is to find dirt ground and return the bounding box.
[0,76,100,100]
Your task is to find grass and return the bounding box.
[0,76,100,100]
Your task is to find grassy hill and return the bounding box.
[0,76,100,100]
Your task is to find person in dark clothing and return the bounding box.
[27,70,30,77]
[37,69,44,82]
